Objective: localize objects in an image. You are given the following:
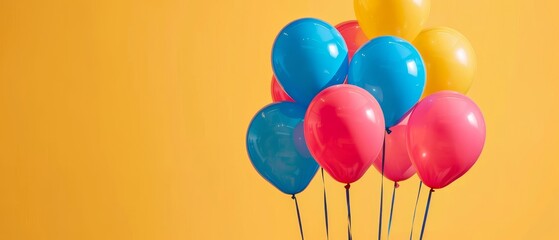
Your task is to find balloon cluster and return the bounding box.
[248,0,485,198]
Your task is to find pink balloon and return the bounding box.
[335,20,368,60]
[373,124,416,183]
[305,85,385,184]
[407,91,486,189]
[399,112,410,125]
[271,76,294,102]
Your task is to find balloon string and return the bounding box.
[345,184,352,240]
[387,182,398,239]
[321,168,330,240]
[292,194,304,240]
[419,189,434,240]
[378,130,388,240]
[409,181,423,240]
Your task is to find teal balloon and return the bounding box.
[272,18,348,106]
[348,36,425,128]
[246,102,318,195]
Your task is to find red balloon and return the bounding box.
[373,124,416,183]
[407,91,486,189]
[305,85,385,184]
[271,76,294,102]
[336,20,368,60]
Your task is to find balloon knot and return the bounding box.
[345,184,351,190]
[291,194,296,199]
[386,128,392,134]
[395,182,400,188]
[430,189,435,193]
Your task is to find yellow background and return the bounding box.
[1,0,558,239]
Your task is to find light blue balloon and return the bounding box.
[348,36,425,128]
[246,102,318,195]
[272,18,348,106]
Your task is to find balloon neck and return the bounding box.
[291,194,296,199]
[345,184,351,190]
[394,182,400,188]
[430,189,435,193]
[386,128,392,134]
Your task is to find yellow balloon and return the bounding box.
[413,27,477,97]
[354,0,431,41]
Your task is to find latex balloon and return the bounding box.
[305,85,385,184]
[272,18,348,105]
[271,76,294,102]
[373,124,416,183]
[413,27,477,97]
[400,112,411,125]
[407,91,486,189]
[246,102,319,195]
[348,36,425,128]
[335,20,368,60]
[354,0,430,41]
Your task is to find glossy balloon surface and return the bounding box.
[335,20,368,60]
[373,124,416,183]
[246,102,318,194]
[354,0,430,41]
[348,36,425,127]
[413,27,477,97]
[407,91,486,189]
[305,85,385,184]
[272,18,348,105]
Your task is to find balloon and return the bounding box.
[271,76,294,102]
[246,102,319,195]
[400,112,411,125]
[335,20,368,60]
[407,91,486,189]
[354,0,431,41]
[348,36,426,128]
[413,27,477,97]
[373,124,416,183]
[304,85,385,184]
[272,18,348,105]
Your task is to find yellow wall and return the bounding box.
[1,0,558,239]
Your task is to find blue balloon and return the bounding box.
[272,18,348,106]
[246,102,318,195]
[348,36,425,128]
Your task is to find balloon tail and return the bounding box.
[321,168,330,240]
[292,194,304,240]
[345,184,352,240]
[410,181,423,240]
[388,182,399,239]
[419,189,434,240]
